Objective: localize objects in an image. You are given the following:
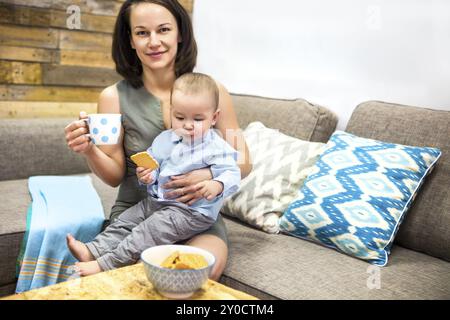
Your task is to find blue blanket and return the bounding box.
[16,176,105,293]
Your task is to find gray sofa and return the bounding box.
[1,94,449,299]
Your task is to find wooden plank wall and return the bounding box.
[0,0,194,118]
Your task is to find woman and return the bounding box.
[64,0,251,281]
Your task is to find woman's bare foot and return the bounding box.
[66,234,95,262]
[74,261,102,276]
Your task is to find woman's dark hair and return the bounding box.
[112,0,197,88]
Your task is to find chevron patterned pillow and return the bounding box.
[279,131,442,266]
[222,122,325,233]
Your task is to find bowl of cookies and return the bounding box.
[140,245,215,299]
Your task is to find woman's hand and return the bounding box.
[136,167,154,185]
[64,111,93,154]
[162,167,213,205]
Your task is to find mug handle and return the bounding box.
[81,117,92,141]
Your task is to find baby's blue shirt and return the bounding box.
[145,129,241,220]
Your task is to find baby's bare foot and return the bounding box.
[75,261,103,277]
[66,234,94,262]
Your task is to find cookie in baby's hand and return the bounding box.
[130,151,159,170]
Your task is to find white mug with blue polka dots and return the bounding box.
[87,113,121,145]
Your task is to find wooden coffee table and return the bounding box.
[2,263,257,300]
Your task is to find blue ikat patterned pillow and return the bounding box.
[279,131,441,266]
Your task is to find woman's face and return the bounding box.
[129,3,180,73]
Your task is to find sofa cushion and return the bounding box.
[0,174,118,289]
[222,122,325,233]
[279,130,441,266]
[0,118,90,181]
[222,217,450,299]
[345,101,450,262]
[231,94,338,143]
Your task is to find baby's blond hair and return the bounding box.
[171,72,219,110]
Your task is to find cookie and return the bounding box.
[160,251,208,270]
[161,251,180,269]
[177,253,208,269]
[130,151,159,170]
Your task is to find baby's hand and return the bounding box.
[136,167,154,185]
[195,180,224,201]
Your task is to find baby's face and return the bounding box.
[170,91,218,142]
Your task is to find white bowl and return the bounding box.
[140,245,215,299]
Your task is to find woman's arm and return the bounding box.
[65,84,126,187]
[214,82,252,179]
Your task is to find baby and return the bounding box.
[67,73,241,275]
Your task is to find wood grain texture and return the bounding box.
[0,4,116,33]
[0,0,195,119]
[0,0,53,9]
[0,45,57,63]
[0,24,59,49]
[0,3,52,27]
[0,85,102,102]
[0,101,97,118]
[0,61,42,84]
[0,0,193,15]
[0,0,122,16]
[2,263,257,300]
[59,29,112,51]
[51,0,123,16]
[42,64,120,87]
[178,0,194,13]
[59,49,114,68]
[54,9,116,33]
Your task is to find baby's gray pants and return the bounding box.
[85,196,215,271]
